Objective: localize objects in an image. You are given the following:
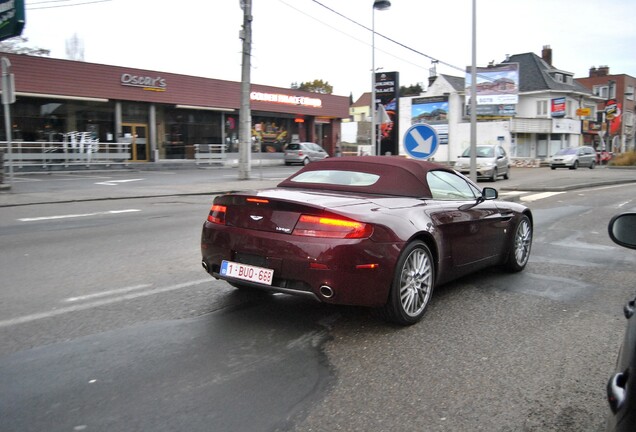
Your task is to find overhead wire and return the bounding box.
[277,0,427,73]
[26,0,112,10]
[308,0,468,75]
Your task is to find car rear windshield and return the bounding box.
[290,170,380,187]
[287,144,301,150]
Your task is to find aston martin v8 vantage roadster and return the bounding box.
[201,156,532,325]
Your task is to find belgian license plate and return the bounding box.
[220,260,274,286]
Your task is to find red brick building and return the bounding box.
[0,53,349,161]
[576,66,636,153]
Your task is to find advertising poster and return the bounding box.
[411,96,449,145]
[551,97,566,117]
[465,63,519,106]
[374,71,399,155]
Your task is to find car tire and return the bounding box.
[503,168,510,180]
[589,160,596,169]
[570,161,579,170]
[380,240,435,326]
[490,168,498,182]
[504,214,532,272]
[551,166,556,170]
[302,158,310,166]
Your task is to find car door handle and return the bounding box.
[607,372,627,413]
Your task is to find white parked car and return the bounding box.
[548,146,596,170]
[284,142,329,166]
[455,145,510,181]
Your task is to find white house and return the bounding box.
[398,47,602,165]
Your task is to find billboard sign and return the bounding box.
[551,97,566,117]
[465,63,519,105]
[374,71,399,155]
[0,0,25,41]
[411,96,449,145]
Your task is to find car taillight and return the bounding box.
[207,204,227,224]
[293,215,372,239]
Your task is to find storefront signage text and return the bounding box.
[121,73,167,92]
[250,91,322,108]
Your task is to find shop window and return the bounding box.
[252,117,292,153]
[163,108,223,159]
[4,98,114,142]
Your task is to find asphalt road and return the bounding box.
[0,166,635,431]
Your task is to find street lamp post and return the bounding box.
[371,0,390,156]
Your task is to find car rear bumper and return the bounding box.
[201,222,401,307]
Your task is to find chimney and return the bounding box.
[589,66,597,77]
[541,45,552,65]
[598,65,610,76]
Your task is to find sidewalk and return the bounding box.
[0,164,634,208]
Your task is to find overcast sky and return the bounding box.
[20,0,636,100]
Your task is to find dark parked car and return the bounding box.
[606,212,636,432]
[201,156,533,325]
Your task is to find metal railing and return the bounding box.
[194,143,227,165]
[0,141,131,169]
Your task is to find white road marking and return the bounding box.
[63,284,152,302]
[95,179,143,186]
[18,209,141,222]
[0,279,211,328]
[520,191,565,202]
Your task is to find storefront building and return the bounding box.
[0,53,349,161]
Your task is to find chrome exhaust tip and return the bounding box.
[319,285,334,299]
[201,260,209,273]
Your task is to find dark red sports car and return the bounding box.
[201,156,533,325]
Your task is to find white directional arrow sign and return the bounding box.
[403,124,439,160]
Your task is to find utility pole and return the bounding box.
[2,57,15,186]
[238,0,252,180]
[469,0,477,182]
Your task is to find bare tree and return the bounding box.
[0,36,50,56]
[65,33,84,61]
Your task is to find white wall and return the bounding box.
[398,88,511,164]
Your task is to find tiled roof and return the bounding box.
[352,92,372,107]
[502,53,592,94]
[440,74,466,92]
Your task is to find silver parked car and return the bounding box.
[284,142,329,166]
[548,146,596,170]
[455,144,510,181]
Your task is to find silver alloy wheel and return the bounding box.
[513,217,532,267]
[399,247,433,317]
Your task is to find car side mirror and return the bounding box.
[482,187,498,200]
[608,213,636,250]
